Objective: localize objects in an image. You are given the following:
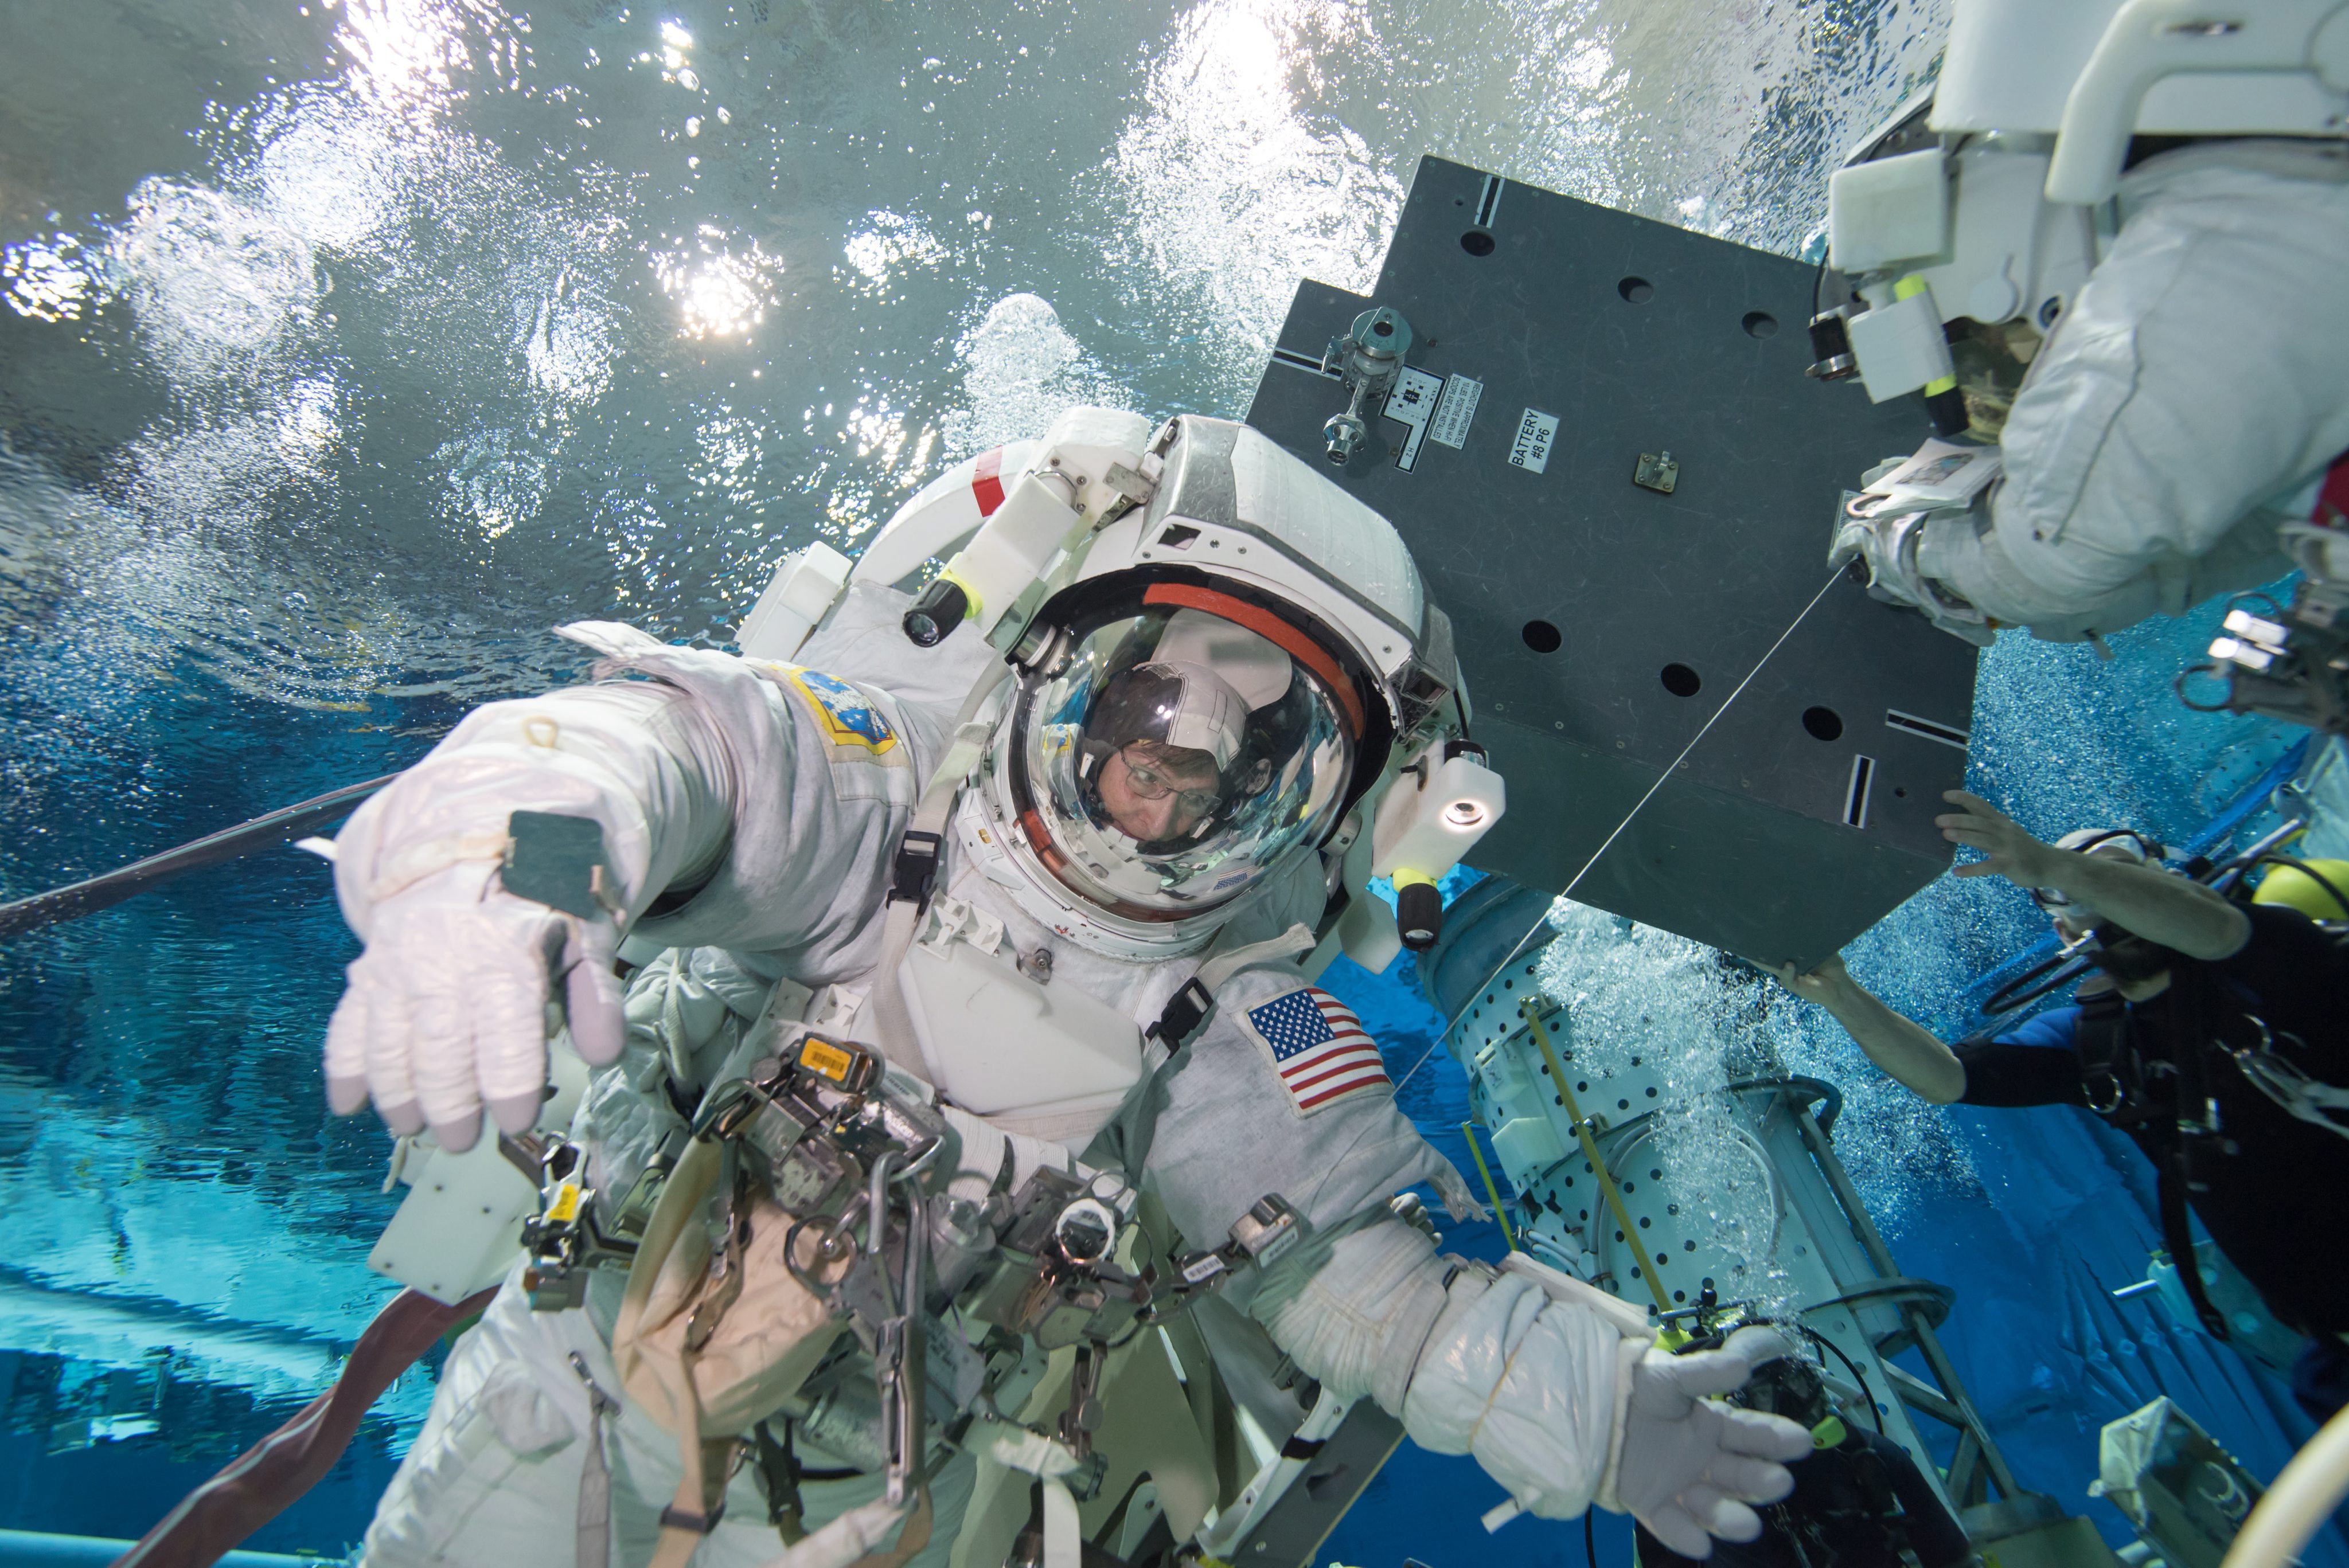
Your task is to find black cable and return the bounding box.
[0,770,401,941]
[1798,1324,1886,1434]
[1586,1503,1600,1568]
[1981,949,2097,1016]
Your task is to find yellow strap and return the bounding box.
[1459,1121,1517,1251]
[1521,1003,1672,1316]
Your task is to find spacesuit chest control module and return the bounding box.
[325,408,1812,1568]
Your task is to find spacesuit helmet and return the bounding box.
[969,413,1466,957]
[1012,600,1359,922]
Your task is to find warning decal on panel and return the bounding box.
[1509,408,1559,474]
[1383,366,1446,472]
[1428,376,1481,449]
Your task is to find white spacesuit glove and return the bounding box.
[1253,1222,1809,1549]
[323,677,736,1149]
[324,863,625,1148]
[1609,1326,1810,1559]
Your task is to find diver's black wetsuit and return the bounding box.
[1633,1429,1968,1568]
[1954,902,2349,1417]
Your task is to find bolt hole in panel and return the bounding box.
[1245,157,1977,968]
[1661,663,1702,698]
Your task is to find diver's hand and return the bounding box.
[323,865,624,1150]
[1773,955,1851,1006]
[1937,791,2059,887]
[1611,1327,1811,1559]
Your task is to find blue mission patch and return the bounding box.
[791,668,898,753]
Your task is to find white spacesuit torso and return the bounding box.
[334,415,1810,1568]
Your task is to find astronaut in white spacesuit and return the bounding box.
[323,409,1809,1568]
[1822,0,2349,649]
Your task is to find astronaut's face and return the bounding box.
[1097,741,1222,843]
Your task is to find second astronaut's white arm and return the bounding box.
[1251,1219,1809,1555]
[1849,143,2349,644]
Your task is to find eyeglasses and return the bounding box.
[1117,745,1223,817]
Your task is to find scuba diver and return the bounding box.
[323,410,1812,1567]
[1777,791,2349,1421]
[1816,0,2349,652]
[1634,1351,1968,1568]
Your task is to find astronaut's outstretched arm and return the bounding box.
[1249,1219,1807,1557]
[1141,968,1810,1555]
[325,626,768,1149]
[1840,145,2349,644]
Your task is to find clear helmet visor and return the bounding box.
[1012,599,1361,921]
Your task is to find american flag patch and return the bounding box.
[1244,987,1390,1115]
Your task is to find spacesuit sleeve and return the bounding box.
[1250,1219,1646,1520]
[333,619,924,970]
[1138,965,1645,1520]
[1930,144,2349,638]
[1138,964,1477,1245]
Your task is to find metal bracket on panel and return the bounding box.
[1320,306,1415,467]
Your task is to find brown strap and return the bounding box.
[110,1285,497,1568]
[649,1339,741,1568]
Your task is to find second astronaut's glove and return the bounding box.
[1830,500,1997,649]
[1609,1326,1813,1559]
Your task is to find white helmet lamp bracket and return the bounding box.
[1818,0,2349,417]
[1368,737,1506,954]
[894,406,1161,653]
[1820,145,2095,428]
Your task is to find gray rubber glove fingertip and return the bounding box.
[431,1113,482,1152]
[565,961,626,1066]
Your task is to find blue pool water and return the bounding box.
[1,0,2335,1561]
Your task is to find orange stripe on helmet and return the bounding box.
[1141,582,1367,737]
